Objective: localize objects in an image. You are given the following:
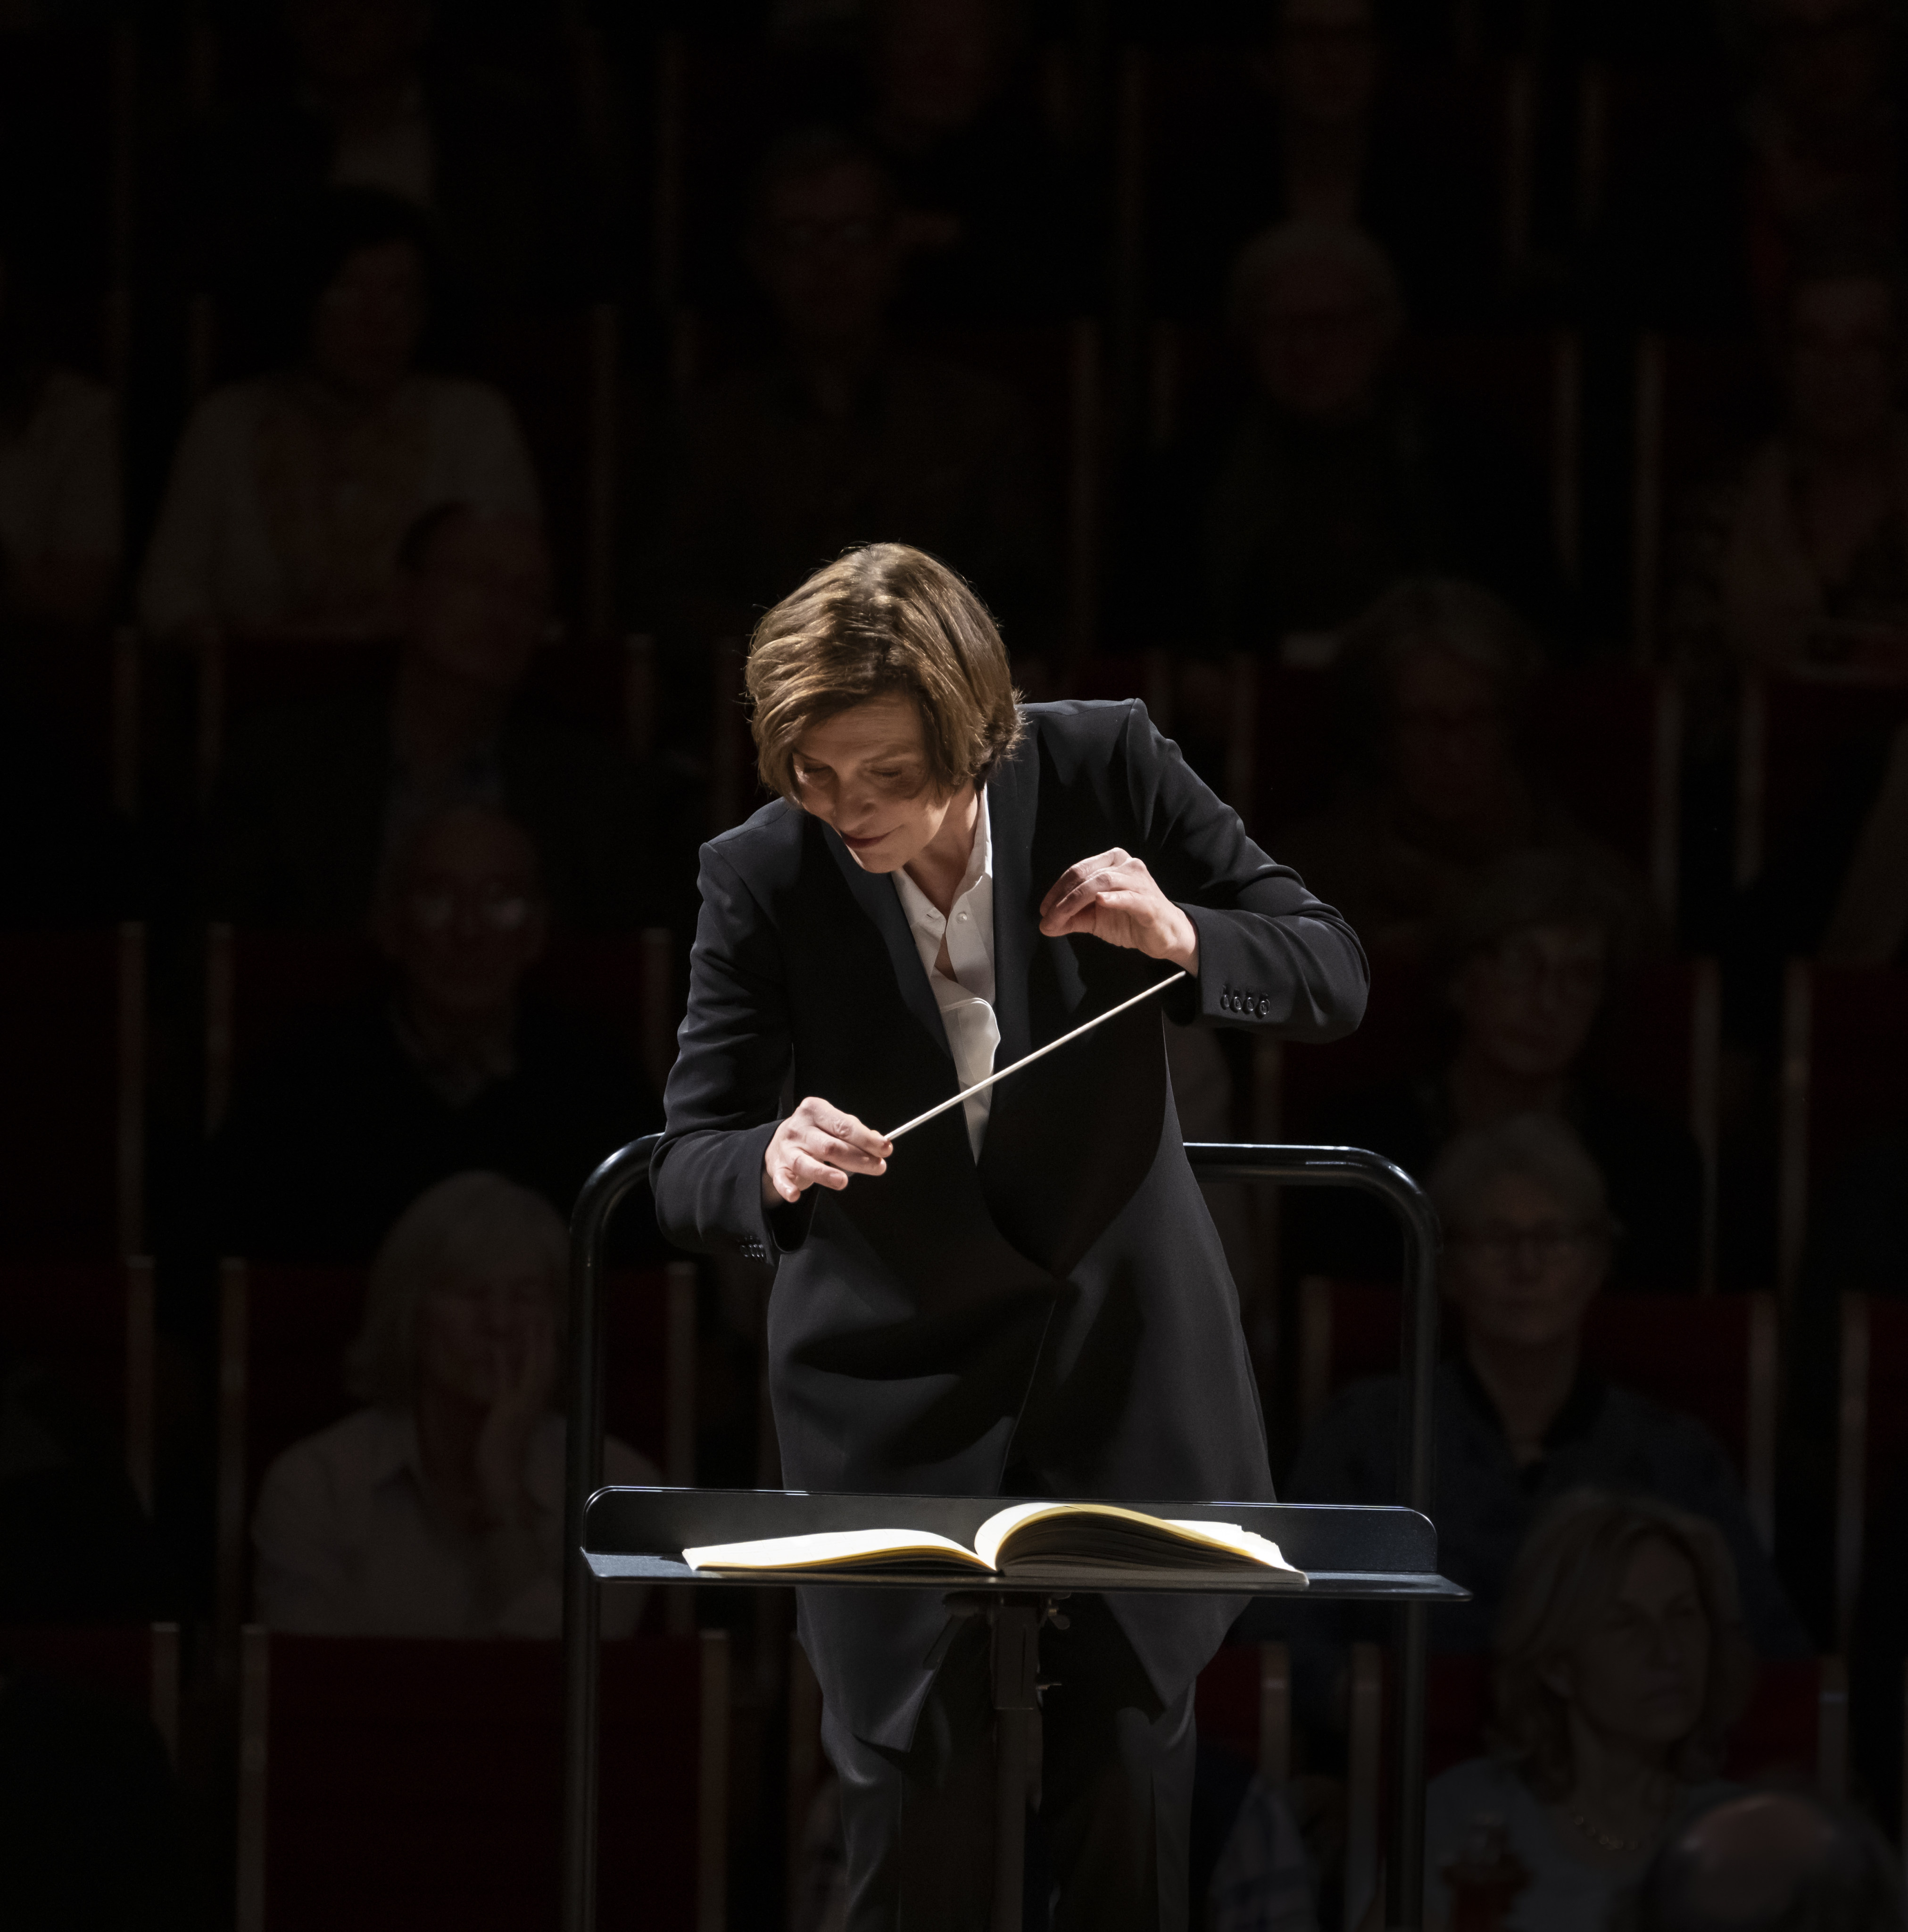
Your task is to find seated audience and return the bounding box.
[1275,580,1639,962]
[1198,1750,1318,1932]
[0,1653,188,1931]
[1623,1789,1907,1932]
[1425,1491,1751,1932]
[209,802,662,1262]
[856,0,1084,323]
[1303,850,1699,1289]
[1152,0,1499,327]
[200,0,598,320]
[207,502,651,931]
[1667,251,1908,682]
[1132,225,1563,657]
[252,1173,655,1636]
[0,1352,171,1623]
[1286,1115,1806,1656]
[0,245,119,637]
[140,188,539,643]
[652,127,1053,678]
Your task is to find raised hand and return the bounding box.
[763,1097,892,1207]
[1038,849,1200,974]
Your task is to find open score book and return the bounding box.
[682,1501,1307,1585]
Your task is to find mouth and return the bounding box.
[839,828,888,852]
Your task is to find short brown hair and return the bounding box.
[1489,1490,1756,1801]
[746,544,1023,802]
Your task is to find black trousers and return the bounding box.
[821,1596,1197,1932]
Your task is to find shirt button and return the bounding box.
[958,911,968,921]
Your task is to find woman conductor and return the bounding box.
[650,544,1367,1930]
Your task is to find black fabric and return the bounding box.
[206,995,662,1262]
[1291,1073,1705,1291]
[651,700,1368,1751]
[0,1666,188,1932]
[204,686,659,934]
[821,1596,1196,1932]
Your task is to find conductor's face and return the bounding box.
[790,693,973,877]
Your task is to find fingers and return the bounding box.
[1038,848,1129,920]
[765,1099,894,1203]
[796,1099,891,1160]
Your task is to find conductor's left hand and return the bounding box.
[1039,849,1201,974]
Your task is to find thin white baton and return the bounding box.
[882,970,1188,1143]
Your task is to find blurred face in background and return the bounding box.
[308,239,425,398]
[874,0,1008,140]
[401,513,551,692]
[752,160,904,351]
[1384,644,1519,827]
[376,808,549,1022]
[1266,0,1379,126]
[1453,921,1608,1082]
[287,0,428,96]
[1546,1538,1711,1760]
[1241,252,1395,419]
[1765,0,1892,131]
[413,1248,557,1409]
[1787,275,1901,450]
[1443,1169,1607,1356]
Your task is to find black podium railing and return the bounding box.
[561,1137,1442,1932]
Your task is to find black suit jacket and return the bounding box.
[651,701,1368,1748]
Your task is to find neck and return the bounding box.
[789,331,883,416]
[390,653,509,775]
[1563,1712,1675,1826]
[1446,1046,1569,1129]
[413,1378,485,1518]
[1466,1328,1579,1462]
[397,983,515,1066]
[904,785,981,916]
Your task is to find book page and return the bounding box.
[680,1527,993,1573]
[974,1502,1302,1577]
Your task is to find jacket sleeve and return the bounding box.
[647,839,814,1262]
[1115,702,1369,1041]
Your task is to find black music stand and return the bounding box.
[561,1140,1451,1932]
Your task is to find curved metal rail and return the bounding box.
[560,1136,1441,1932]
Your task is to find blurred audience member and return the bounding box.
[1139,228,1562,660]
[1306,850,1697,1289]
[653,128,1053,677]
[1276,581,1628,962]
[141,190,538,643]
[0,1352,170,1623]
[1153,0,1499,326]
[202,0,598,319]
[1197,1749,1318,1932]
[1287,1116,1806,1656]
[1738,0,1905,321]
[858,0,1082,322]
[1667,253,1908,681]
[252,1174,655,1635]
[208,503,648,931]
[209,803,661,1262]
[1426,1492,1751,1932]
[0,1653,188,1931]
[1623,1789,1906,1932]
[0,248,119,637]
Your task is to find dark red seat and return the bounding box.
[236,1631,727,1932]
[1778,965,1908,1297]
[1833,1297,1908,1646]
[0,928,145,1256]
[0,1258,155,1506]
[1194,1639,1293,1787]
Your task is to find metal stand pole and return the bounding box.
[990,1601,1043,1932]
[560,1135,661,1932]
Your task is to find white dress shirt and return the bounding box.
[891,789,999,1160]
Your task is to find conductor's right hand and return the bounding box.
[762,1099,892,1208]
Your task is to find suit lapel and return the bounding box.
[986,734,1038,1071]
[821,819,952,1065]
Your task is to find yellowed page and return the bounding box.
[973,1501,1299,1575]
[681,1527,992,1573]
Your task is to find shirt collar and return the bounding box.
[1450,1352,1607,1457]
